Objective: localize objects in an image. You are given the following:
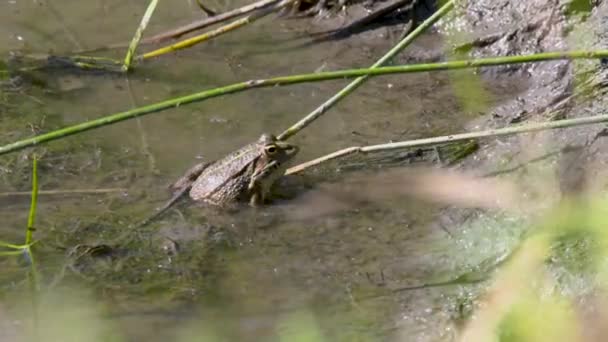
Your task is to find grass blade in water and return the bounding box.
[123,0,159,71]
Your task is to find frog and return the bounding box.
[187,133,299,205]
[139,133,298,226]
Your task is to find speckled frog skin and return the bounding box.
[177,133,299,206]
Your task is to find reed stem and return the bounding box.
[286,112,608,175]
[122,0,159,71]
[2,49,608,155]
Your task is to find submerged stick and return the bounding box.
[140,0,288,60]
[0,188,126,197]
[196,0,218,17]
[1,49,608,155]
[1,54,123,74]
[316,0,416,41]
[143,0,283,43]
[276,0,456,141]
[123,0,159,71]
[285,113,608,175]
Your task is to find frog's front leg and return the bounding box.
[248,189,264,207]
[247,160,281,206]
[247,173,265,207]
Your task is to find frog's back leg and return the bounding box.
[169,162,210,193]
[139,162,210,227]
[204,172,251,205]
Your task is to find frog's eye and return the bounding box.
[265,145,278,154]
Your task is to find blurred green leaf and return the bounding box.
[499,295,579,342]
[279,311,325,342]
[566,0,593,15]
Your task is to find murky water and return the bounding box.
[0,1,528,341]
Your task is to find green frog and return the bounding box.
[140,134,298,226]
[186,133,299,205]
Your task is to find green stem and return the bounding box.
[1,49,608,155]
[25,156,38,245]
[276,0,456,140]
[0,241,26,249]
[123,0,159,71]
[26,157,40,301]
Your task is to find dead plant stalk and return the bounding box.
[286,113,608,175]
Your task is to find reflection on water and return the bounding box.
[0,1,527,340]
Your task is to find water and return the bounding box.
[0,1,527,340]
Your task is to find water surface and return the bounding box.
[0,1,527,340]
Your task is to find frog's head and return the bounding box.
[257,133,299,165]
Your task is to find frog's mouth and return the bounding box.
[278,143,299,156]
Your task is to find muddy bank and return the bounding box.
[295,0,608,336]
[406,0,608,335]
[443,0,608,201]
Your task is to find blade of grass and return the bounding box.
[0,156,41,310]
[1,49,608,155]
[25,156,38,246]
[122,0,159,72]
[0,241,27,249]
[25,156,40,297]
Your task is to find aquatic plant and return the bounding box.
[0,156,40,292]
